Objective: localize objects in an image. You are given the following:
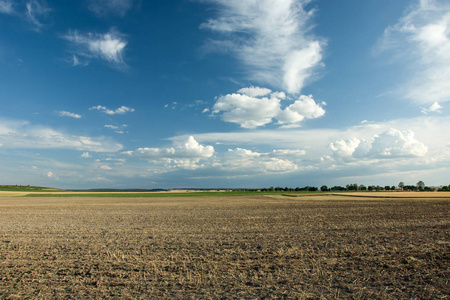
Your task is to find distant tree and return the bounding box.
[331,186,346,191]
[385,186,391,191]
[391,186,396,191]
[398,182,405,191]
[346,183,358,191]
[439,185,450,191]
[417,181,425,191]
[320,185,328,192]
[368,185,374,191]
[404,185,418,191]
[359,184,367,191]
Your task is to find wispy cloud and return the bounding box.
[26,0,51,31]
[104,125,119,129]
[88,0,135,17]
[0,0,51,31]
[104,124,128,134]
[0,118,122,152]
[421,101,442,114]
[57,111,82,119]
[379,0,450,104]
[90,105,134,115]
[201,0,324,94]
[0,0,14,14]
[63,29,127,67]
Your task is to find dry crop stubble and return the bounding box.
[0,194,448,299]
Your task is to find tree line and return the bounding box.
[254,181,450,192]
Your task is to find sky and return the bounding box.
[0,0,449,189]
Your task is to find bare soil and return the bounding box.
[0,194,448,299]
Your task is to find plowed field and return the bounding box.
[0,194,448,299]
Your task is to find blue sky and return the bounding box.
[0,0,449,189]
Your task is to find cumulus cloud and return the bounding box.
[90,105,134,115]
[330,138,361,158]
[212,88,325,128]
[201,0,324,94]
[88,0,135,17]
[123,136,215,170]
[0,119,122,152]
[166,116,449,184]
[57,111,82,119]
[330,128,428,159]
[380,0,450,104]
[369,129,428,157]
[421,101,442,114]
[277,94,325,125]
[63,29,127,67]
[81,152,92,158]
[212,92,281,128]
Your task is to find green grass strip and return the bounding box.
[25,191,308,198]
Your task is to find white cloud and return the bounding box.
[237,86,272,97]
[330,138,361,158]
[124,136,215,170]
[47,171,53,178]
[212,92,281,128]
[81,152,91,158]
[88,0,135,17]
[0,118,122,152]
[421,101,442,114]
[158,117,449,185]
[171,115,449,164]
[277,94,325,125]
[212,89,325,128]
[104,125,119,129]
[270,149,306,157]
[0,0,14,14]
[99,165,112,170]
[26,0,51,30]
[57,111,82,119]
[201,0,324,94]
[63,29,127,67]
[283,41,323,95]
[369,128,428,157]
[380,0,450,104]
[221,148,298,174]
[330,128,428,159]
[90,105,134,115]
